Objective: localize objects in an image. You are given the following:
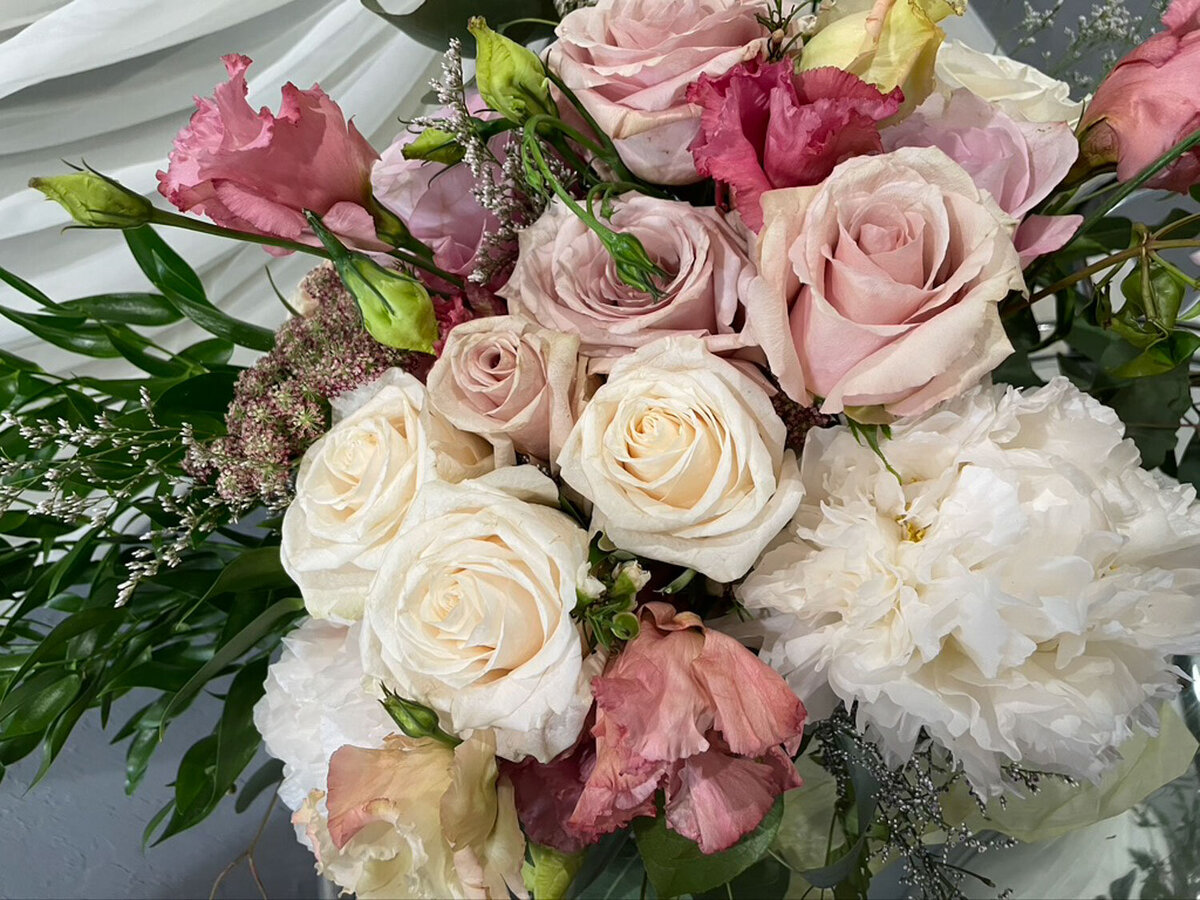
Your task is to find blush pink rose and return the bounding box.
[500,194,756,371]
[1079,0,1200,193]
[426,316,590,466]
[372,97,505,282]
[747,146,1025,417]
[564,603,806,854]
[688,62,903,231]
[547,0,771,185]
[884,90,1082,266]
[158,55,383,254]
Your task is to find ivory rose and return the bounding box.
[800,0,965,114]
[746,147,1025,417]
[547,0,770,184]
[557,337,803,582]
[360,467,595,763]
[501,194,756,371]
[294,731,526,899]
[884,90,1082,265]
[1079,0,1200,193]
[281,369,495,623]
[158,55,384,253]
[935,40,1085,125]
[688,61,903,231]
[426,316,589,466]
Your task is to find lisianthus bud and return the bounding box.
[30,172,154,229]
[306,212,438,354]
[379,687,460,745]
[402,127,467,165]
[469,17,555,124]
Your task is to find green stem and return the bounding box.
[148,210,327,258]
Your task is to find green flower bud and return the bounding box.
[379,687,460,745]
[603,231,670,298]
[305,212,439,354]
[30,172,154,229]
[402,127,467,165]
[469,17,556,124]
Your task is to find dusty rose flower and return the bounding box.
[295,731,526,899]
[158,55,383,252]
[689,61,902,231]
[501,194,756,371]
[1079,0,1200,193]
[747,146,1025,417]
[372,97,504,281]
[884,90,1081,265]
[426,316,589,466]
[560,603,805,854]
[547,0,770,185]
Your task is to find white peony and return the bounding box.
[557,336,803,581]
[739,378,1200,794]
[280,368,496,623]
[252,618,394,813]
[935,40,1085,125]
[360,466,595,763]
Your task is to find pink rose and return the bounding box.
[884,90,1082,265]
[1079,0,1200,193]
[688,62,903,231]
[372,97,504,282]
[547,0,770,185]
[426,316,590,466]
[567,603,805,854]
[158,55,383,253]
[747,147,1025,417]
[500,194,756,371]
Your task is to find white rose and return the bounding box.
[360,466,594,763]
[935,40,1085,125]
[557,336,803,582]
[281,369,496,623]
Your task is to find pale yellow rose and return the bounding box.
[800,0,966,113]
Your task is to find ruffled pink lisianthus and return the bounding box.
[508,603,805,855]
[688,61,903,231]
[158,55,384,254]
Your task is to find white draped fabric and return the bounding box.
[0,0,441,369]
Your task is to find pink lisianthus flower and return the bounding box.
[687,61,903,231]
[157,55,384,254]
[1079,0,1200,193]
[508,603,805,855]
[884,90,1082,266]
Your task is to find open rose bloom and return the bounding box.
[23,2,1200,899]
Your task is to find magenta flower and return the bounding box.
[510,603,805,855]
[158,55,383,253]
[688,61,903,231]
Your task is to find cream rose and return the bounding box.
[547,0,770,184]
[360,467,594,763]
[501,194,756,372]
[426,316,590,467]
[281,369,496,623]
[746,146,1025,418]
[935,40,1085,125]
[557,337,803,582]
[294,731,526,900]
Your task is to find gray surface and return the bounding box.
[1,691,317,899]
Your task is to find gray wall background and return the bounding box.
[0,1,1162,898]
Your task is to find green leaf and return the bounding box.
[8,605,121,688]
[0,671,81,738]
[523,842,585,900]
[125,728,160,796]
[102,325,191,378]
[29,678,99,788]
[0,307,120,358]
[124,226,275,352]
[214,657,269,795]
[235,757,284,813]
[202,547,292,601]
[1177,435,1200,491]
[634,796,784,898]
[568,831,646,900]
[153,370,238,431]
[0,265,59,309]
[177,338,234,367]
[142,799,174,850]
[160,596,304,736]
[155,733,221,843]
[1109,331,1200,379]
[693,857,789,900]
[60,292,182,326]
[359,0,557,54]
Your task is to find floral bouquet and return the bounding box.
[4,0,1200,897]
